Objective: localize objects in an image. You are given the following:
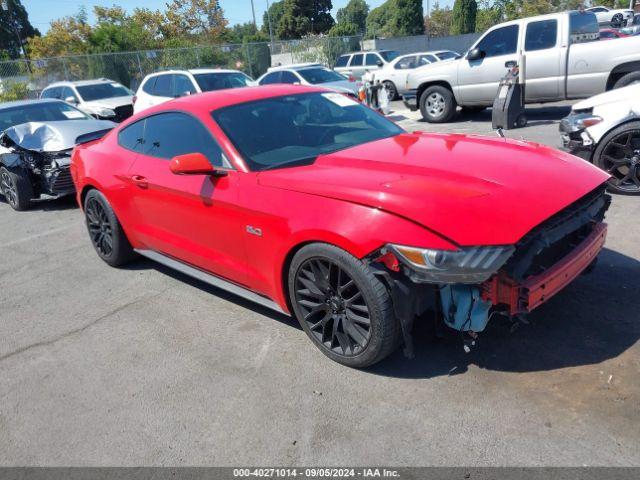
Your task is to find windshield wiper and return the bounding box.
[259,156,318,171]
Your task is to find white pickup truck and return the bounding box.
[403,11,640,123]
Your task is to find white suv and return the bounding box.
[134,69,255,113]
[333,50,399,80]
[41,79,134,122]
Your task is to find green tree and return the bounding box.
[336,0,369,33]
[164,0,228,41]
[262,0,285,39]
[0,0,40,59]
[225,22,258,43]
[277,0,335,39]
[366,0,423,38]
[451,0,477,34]
[425,2,453,37]
[0,81,29,101]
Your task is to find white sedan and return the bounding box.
[363,50,460,100]
[560,83,640,195]
[586,6,634,27]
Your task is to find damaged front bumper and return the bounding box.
[374,185,610,352]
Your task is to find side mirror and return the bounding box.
[376,60,384,67]
[466,48,485,61]
[65,96,78,104]
[169,153,228,177]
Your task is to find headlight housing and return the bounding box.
[386,244,515,284]
[563,111,602,132]
[95,107,116,118]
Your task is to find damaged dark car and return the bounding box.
[0,99,114,211]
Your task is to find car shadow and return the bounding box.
[368,247,640,379]
[120,247,638,379]
[415,104,572,125]
[122,257,298,329]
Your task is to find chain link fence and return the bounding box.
[0,35,363,99]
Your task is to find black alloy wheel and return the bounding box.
[596,125,640,194]
[1,169,18,208]
[85,196,114,257]
[294,257,372,357]
[0,166,32,211]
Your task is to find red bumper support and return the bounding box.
[481,223,607,315]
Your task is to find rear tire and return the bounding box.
[613,71,640,89]
[0,166,32,211]
[288,243,400,368]
[84,189,137,266]
[419,85,457,123]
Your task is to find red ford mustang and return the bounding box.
[71,85,610,367]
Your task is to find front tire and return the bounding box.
[592,121,640,195]
[419,85,457,123]
[84,189,137,266]
[288,243,400,368]
[0,166,32,211]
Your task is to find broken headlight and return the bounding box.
[386,244,515,284]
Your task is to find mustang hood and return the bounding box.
[257,133,609,246]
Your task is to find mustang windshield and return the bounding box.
[212,92,404,171]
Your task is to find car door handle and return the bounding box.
[131,175,148,189]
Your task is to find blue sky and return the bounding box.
[22,0,449,33]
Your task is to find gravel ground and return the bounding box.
[0,101,638,466]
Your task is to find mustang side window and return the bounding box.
[118,119,146,153]
[142,112,228,167]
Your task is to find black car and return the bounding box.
[0,99,114,211]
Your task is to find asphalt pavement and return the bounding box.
[1,101,638,466]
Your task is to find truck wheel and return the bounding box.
[420,86,457,123]
[288,243,400,368]
[383,81,398,101]
[613,71,640,89]
[592,121,640,195]
[0,166,32,211]
[84,189,137,266]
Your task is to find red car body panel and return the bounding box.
[71,85,610,314]
[258,132,607,245]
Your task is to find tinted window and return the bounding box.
[395,56,416,70]
[570,12,599,43]
[41,87,58,99]
[259,72,281,85]
[194,72,253,91]
[154,74,173,97]
[297,68,347,84]
[76,82,132,101]
[435,51,458,60]
[334,55,350,67]
[350,54,363,66]
[365,53,381,66]
[62,87,78,102]
[212,92,404,171]
[525,20,557,51]
[173,74,196,96]
[379,51,399,62]
[280,71,299,83]
[118,119,145,153]
[142,77,157,94]
[0,102,90,131]
[476,25,519,58]
[142,112,225,166]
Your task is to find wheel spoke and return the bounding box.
[346,309,370,326]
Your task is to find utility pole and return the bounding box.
[250,0,257,30]
[265,0,275,48]
[1,0,32,72]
